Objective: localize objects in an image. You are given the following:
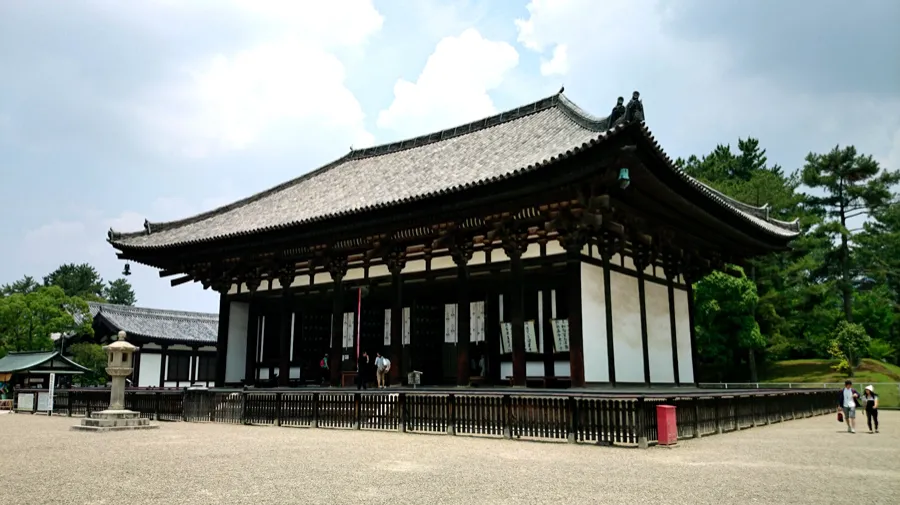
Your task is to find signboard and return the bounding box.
[383,308,391,345]
[17,393,34,412]
[37,392,52,412]
[48,372,55,413]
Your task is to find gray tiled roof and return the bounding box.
[90,302,218,345]
[109,93,799,249]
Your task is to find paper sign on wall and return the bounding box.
[383,308,391,345]
[551,319,570,352]
[524,320,538,353]
[444,304,458,343]
[402,307,411,345]
[470,301,485,342]
[500,322,512,354]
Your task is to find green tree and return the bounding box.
[43,263,105,301]
[1,275,41,296]
[801,145,900,321]
[68,342,108,386]
[0,286,94,357]
[104,278,137,306]
[828,320,871,377]
[694,267,765,381]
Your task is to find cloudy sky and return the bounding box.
[1,0,897,314]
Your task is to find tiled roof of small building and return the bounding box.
[89,302,218,345]
[108,92,799,249]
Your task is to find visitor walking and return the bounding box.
[863,385,879,433]
[838,379,861,433]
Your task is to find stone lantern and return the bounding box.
[72,331,158,432]
[105,330,136,410]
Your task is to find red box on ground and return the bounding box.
[656,405,677,445]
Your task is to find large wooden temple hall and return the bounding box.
[107,91,799,389]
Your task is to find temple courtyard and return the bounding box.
[2,412,897,505]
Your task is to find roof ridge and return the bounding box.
[107,92,601,242]
[89,302,217,319]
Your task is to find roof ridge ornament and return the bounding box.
[608,91,644,130]
[143,219,152,235]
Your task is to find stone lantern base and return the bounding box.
[71,410,159,432]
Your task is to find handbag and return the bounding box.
[837,411,844,423]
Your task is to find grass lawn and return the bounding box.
[762,358,900,409]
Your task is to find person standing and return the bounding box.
[319,354,329,386]
[838,379,861,433]
[374,352,386,389]
[863,385,879,433]
[356,352,370,390]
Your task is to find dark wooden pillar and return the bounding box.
[484,272,500,384]
[158,344,168,387]
[278,313,291,387]
[452,241,473,386]
[244,279,261,386]
[278,271,293,387]
[665,261,681,386]
[635,248,651,387]
[386,249,406,386]
[214,291,230,387]
[560,231,586,388]
[503,235,527,386]
[328,257,348,387]
[132,347,141,386]
[541,286,554,378]
[601,237,616,386]
[686,272,700,387]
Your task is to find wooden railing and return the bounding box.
[15,387,836,448]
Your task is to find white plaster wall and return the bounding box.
[580,262,609,382]
[499,361,546,379]
[259,368,269,380]
[138,353,161,387]
[674,288,695,384]
[290,366,302,379]
[226,302,249,383]
[645,282,675,383]
[610,271,645,383]
[554,360,570,377]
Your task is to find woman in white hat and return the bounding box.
[863,385,879,433]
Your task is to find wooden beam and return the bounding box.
[170,275,193,287]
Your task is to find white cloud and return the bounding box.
[16,195,241,312]
[512,0,900,175]
[124,1,382,158]
[376,28,519,135]
[540,44,568,76]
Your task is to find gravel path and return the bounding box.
[1,411,897,505]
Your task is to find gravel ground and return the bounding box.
[1,412,898,505]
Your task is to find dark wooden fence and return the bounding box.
[16,387,835,448]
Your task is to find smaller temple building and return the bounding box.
[88,302,219,388]
[0,351,90,389]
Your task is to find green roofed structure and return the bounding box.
[0,351,91,389]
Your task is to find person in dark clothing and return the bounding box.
[863,385,879,433]
[319,354,330,385]
[356,352,370,390]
